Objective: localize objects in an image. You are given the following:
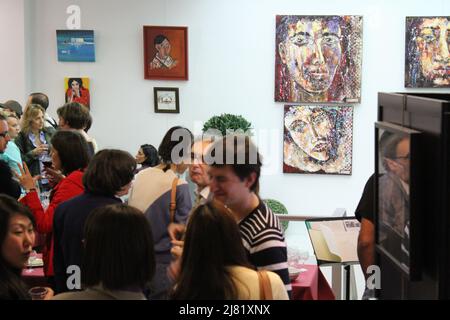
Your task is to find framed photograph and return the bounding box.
[375,121,423,280]
[154,87,179,113]
[144,26,188,80]
[56,30,95,62]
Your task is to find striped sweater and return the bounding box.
[239,200,292,297]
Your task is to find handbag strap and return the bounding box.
[169,178,179,223]
[257,270,273,300]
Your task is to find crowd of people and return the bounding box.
[0,94,291,300]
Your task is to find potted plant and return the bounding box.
[202,113,252,136]
[263,199,289,234]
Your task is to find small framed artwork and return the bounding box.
[154,87,180,113]
[144,26,188,80]
[64,77,90,109]
[56,30,95,62]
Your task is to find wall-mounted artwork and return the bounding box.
[154,87,180,113]
[56,30,95,62]
[144,26,188,80]
[64,77,90,109]
[275,15,363,104]
[405,17,449,88]
[283,105,353,174]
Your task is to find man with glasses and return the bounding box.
[188,137,213,206]
[378,134,410,268]
[0,113,21,198]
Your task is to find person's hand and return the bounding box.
[43,287,54,300]
[167,257,181,281]
[170,242,183,258]
[33,144,48,156]
[168,223,186,241]
[13,162,39,191]
[45,167,65,186]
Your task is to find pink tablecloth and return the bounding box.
[291,264,335,300]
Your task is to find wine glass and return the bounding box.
[298,250,310,273]
[287,247,300,268]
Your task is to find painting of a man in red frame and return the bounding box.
[144,26,188,80]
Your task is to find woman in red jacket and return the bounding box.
[15,130,90,279]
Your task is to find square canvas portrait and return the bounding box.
[405,17,449,88]
[57,30,95,62]
[275,15,363,104]
[64,77,90,109]
[283,105,353,174]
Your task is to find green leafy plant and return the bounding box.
[263,199,289,233]
[202,113,252,136]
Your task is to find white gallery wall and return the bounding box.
[0,0,25,102]
[8,0,450,216]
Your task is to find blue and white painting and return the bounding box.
[57,30,95,62]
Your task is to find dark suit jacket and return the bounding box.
[53,192,122,293]
[0,160,21,199]
[14,129,54,177]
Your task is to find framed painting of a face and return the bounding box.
[283,105,353,174]
[275,15,363,104]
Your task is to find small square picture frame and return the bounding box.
[154,87,180,113]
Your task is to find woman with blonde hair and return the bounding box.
[15,104,54,180]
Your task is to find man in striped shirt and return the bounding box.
[207,135,291,297]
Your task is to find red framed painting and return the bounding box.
[143,26,188,80]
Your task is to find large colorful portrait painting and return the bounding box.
[144,26,188,80]
[283,105,353,175]
[405,17,449,88]
[56,30,95,62]
[275,15,363,104]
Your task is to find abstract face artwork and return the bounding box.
[275,15,363,103]
[405,17,449,87]
[283,105,353,174]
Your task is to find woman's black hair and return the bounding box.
[82,204,155,291]
[83,149,136,196]
[68,78,84,89]
[170,200,251,300]
[0,195,35,300]
[158,126,193,167]
[140,144,160,167]
[51,130,91,175]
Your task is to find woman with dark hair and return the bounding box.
[53,149,136,293]
[53,204,155,300]
[171,200,288,300]
[135,143,160,173]
[65,78,90,109]
[15,130,90,279]
[129,126,193,299]
[0,195,53,299]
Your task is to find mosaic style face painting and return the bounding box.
[283,105,353,174]
[405,17,450,88]
[275,15,363,103]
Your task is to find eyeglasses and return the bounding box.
[393,153,409,160]
[0,131,9,138]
